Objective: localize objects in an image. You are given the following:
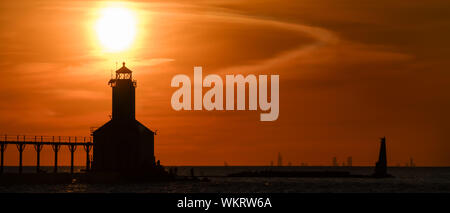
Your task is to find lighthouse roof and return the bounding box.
[116,62,132,73]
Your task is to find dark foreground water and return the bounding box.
[1,166,449,193]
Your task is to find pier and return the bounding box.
[0,135,93,174]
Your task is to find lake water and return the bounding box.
[1,166,449,193]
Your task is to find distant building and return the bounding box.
[332,157,338,167]
[277,152,283,166]
[92,63,156,173]
[347,156,352,167]
[409,157,416,167]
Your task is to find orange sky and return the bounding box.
[0,0,450,166]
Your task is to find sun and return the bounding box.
[95,7,137,52]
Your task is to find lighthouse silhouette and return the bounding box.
[92,62,156,173]
[373,136,392,177]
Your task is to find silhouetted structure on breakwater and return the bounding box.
[372,137,392,178]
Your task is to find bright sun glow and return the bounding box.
[95,7,137,52]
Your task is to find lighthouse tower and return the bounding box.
[373,136,392,177]
[110,62,136,121]
[92,62,156,173]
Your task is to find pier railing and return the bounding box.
[1,135,92,144]
[0,135,93,174]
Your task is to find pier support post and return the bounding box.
[16,137,26,174]
[52,137,61,173]
[83,142,91,172]
[34,136,43,173]
[0,143,6,174]
[68,143,77,174]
